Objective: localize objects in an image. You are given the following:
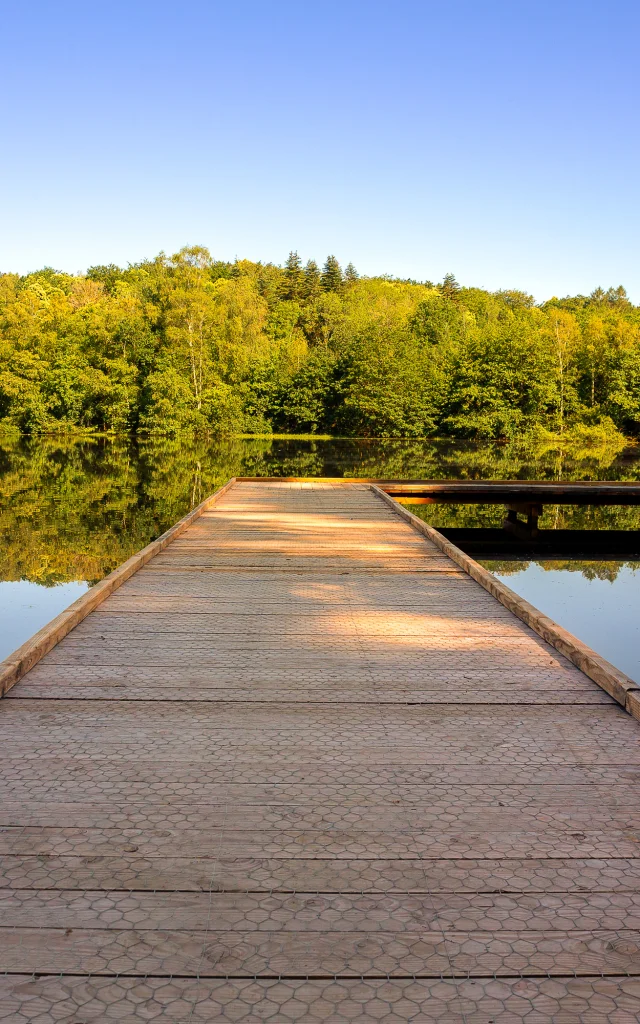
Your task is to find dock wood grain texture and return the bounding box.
[1,480,640,1022]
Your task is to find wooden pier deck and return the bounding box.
[2,480,640,1021]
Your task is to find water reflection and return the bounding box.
[480,561,640,683]
[408,501,640,533]
[0,580,88,662]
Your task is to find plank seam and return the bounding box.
[7,972,640,980]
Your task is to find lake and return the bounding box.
[480,560,640,683]
[1,434,639,677]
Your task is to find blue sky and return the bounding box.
[1,0,638,300]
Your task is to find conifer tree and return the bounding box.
[344,262,359,283]
[606,285,630,306]
[321,255,343,292]
[440,273,460,299]
[303,259,322,299]
[284,251,304,300]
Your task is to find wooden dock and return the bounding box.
[370,480,640,504]
[2,480,640,1021]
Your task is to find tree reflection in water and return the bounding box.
[0,433,639,587]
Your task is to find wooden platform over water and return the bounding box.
[2,480,640,1021]
[378,480,640,504]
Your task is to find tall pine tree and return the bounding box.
[440,273,460,299]
[344,262,359,283]
[304,259,322,299]
[321,255,343,292]
[284,251,304,300]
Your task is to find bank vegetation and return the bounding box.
[1,247,639,446]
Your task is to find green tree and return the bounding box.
[86,264,124,294]
[440,273,460,299]
[344,262,359,283]
[542,309,581,434]
[321,255,343,292]
[160,247,217,416]
[283,251,304,300]
[139,367,195,435]
[273,351,336,433]
[303,260,322,299]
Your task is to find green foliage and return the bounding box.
[321,255,343,292]
[283,251,304,301]
[344,263,359,283]
[0,253,639,441]
[273,351,337,433]
[303,260,322,300]
[439,272,461,299]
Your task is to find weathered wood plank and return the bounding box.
[12,662,593,687]
[7,889,640,932]
[11,685,613,703]
[2,974,638,1022]
[2,781,631,806]
[1,925,639,976]
[2,825,640,860]
[3,758,633,785]
[2,855,639,893]
[2,798,638,831]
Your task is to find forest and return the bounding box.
[1,246,639,444]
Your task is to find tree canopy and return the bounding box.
[1,247,639,442]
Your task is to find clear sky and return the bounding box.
[1,0,638,301]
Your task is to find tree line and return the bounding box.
[1,247,639,441]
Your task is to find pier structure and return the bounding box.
[1,480,640,1021]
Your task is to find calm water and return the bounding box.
[480,561,640,683]
[1,434,639,671]
[0,580,89,662]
